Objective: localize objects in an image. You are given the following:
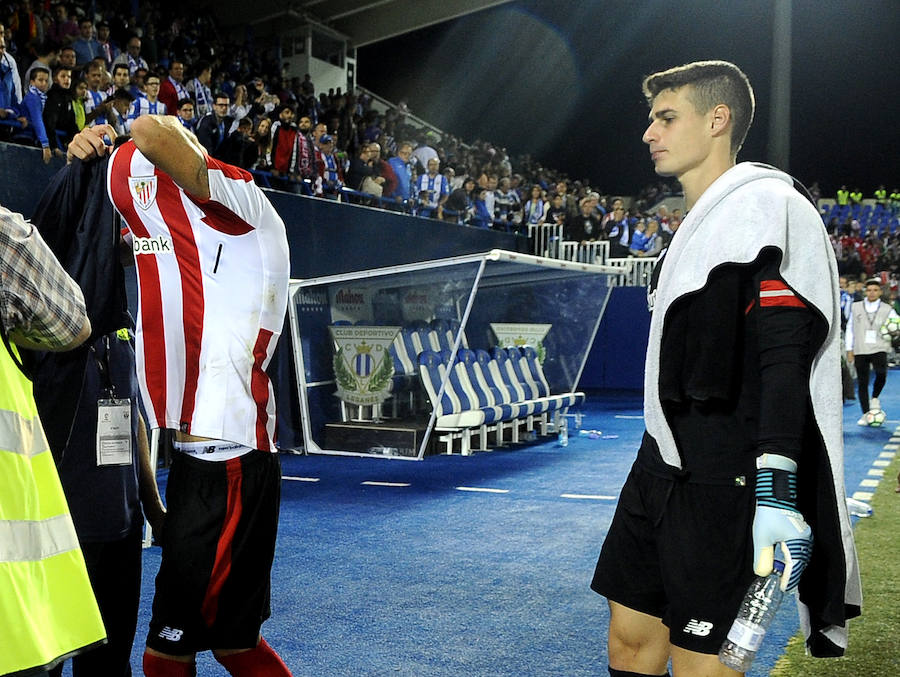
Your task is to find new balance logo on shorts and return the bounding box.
[158,626,184,642]
[683,619,714,636]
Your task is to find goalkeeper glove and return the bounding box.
[752,453,813,592]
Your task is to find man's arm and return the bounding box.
[130,115,210,199]
[136,415,166,538]
[0,207,90,351]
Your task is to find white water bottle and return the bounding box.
[558,415,569,447]
[719,560,785,672]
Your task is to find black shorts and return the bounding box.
[147,449,281,654]
[591,462,758,654]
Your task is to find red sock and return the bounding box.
[143,651,197,677]
[215,637,293,676]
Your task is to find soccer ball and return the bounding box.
[865,409,886,427]
[879,316,900,340]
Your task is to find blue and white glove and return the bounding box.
[752,453,813,592]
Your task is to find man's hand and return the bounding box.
[66,124,117,163]
[752,453,813,592]
[42,146,51,164]
[847,350,854,364]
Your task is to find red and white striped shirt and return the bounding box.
[107,142,290,451]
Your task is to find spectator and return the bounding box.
[0,33,23,119]
[605,204,633,257]
[195,92,233,157]
[126,72,166,131]
[628,218,663,257]
[565,196,603,243]
[494,176,521,226]
[112,34,148,77]
[522,184,548,228]
[85,87,133,136]
[297,114,313,143]
[415,157,450,219]
[251,115,273,171]
[411,131,438,171]
[217,115,257,169]
[43,65,76,152]
[249,76,279,116]
[469,186,492,229]
[346,142,384,196]
[157,60,188,113]
[106,62,130,97]
[269,103,311,186]
[57,45,76,71]
[128,66,147,100]
[478,172,498,220]
[24,39,58,85]
[9,0,41,54]
[228,83,251,127]
[95,21,118,67]
[46,2,78,46]
[546,192,567,230]
[19,64,55,163]
[555,180,578,217]
[187,60,213,116]
[72,17,102,67]
[82,60,106,124]
[70,74,87,127]
[386,141,413,203]
[313,133,344,196]
[444,175,476,223]
[175,97,195,131]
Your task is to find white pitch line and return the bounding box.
[361,481,411,487]
[852,491,874,501]
[860,479,880,487]
[614,415,644,420]
[283,476,320,482]
[873,460,891,467]
[560,493,617,501]
[868,468,885,477]
[456,486,510,494]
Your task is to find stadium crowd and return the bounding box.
[0,1,896,257]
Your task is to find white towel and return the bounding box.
[642,162,861,651]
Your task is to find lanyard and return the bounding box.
[90,335,116,398]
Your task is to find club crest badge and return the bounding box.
[330,326,400,406]
[129,175,157,210]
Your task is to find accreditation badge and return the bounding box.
[96,398,133,466]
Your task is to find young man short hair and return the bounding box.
[591,60,861,677]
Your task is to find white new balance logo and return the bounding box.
[158,626,184,642]
[683,619,714,636]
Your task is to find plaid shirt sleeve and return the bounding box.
[0,206,88,349]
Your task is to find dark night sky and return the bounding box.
[358,0,900,197]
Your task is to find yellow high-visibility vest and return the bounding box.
[0,339,106,675]
[836,189,849,205]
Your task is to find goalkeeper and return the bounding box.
[590,60,861,677]
[845,277,899,425]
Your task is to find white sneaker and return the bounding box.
[871,397,881,411]
[858,413,870,426]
